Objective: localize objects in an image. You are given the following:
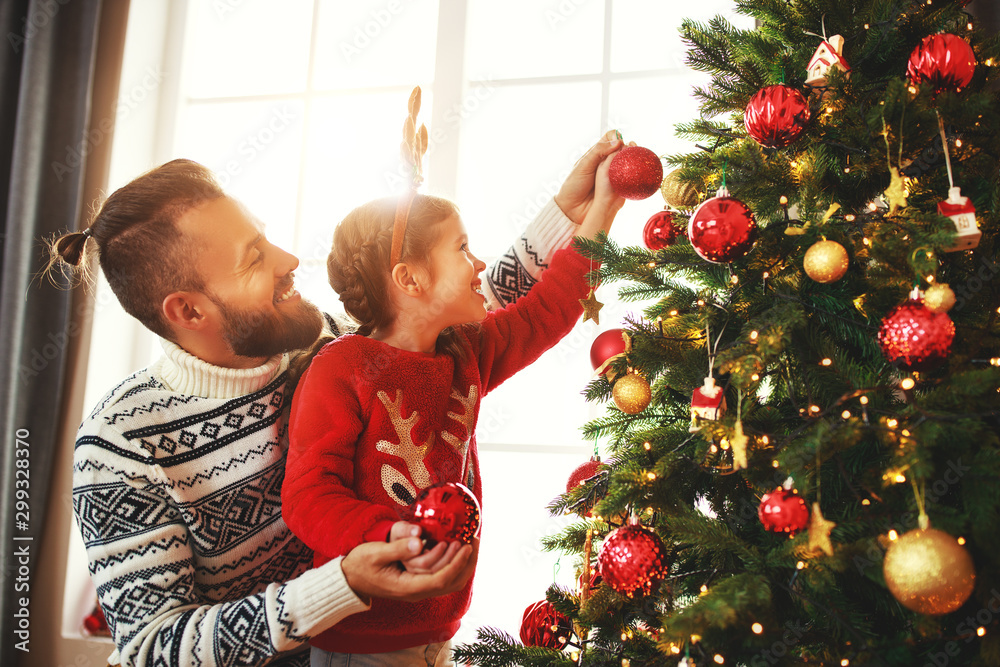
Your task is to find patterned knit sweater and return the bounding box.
[282,248,590,654]
[72,199,578,667]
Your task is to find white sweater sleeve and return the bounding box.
[483,198,579,310]
[73,424,369,667]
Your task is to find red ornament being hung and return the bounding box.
[608,145,664,200]
[643,209,680,250]
[758,487,810,535]
[412,482,481,546]
[520,600,573,649]
[907,33,977,94]
[590,329,627,374]
[567,457,604,493]
[597,522,671,597]
[744,84,811,148]
[687,187,758,263]
[878,292,955,372]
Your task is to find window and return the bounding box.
[69,0,753,645]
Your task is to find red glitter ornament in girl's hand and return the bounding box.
[608,146,664,200]
[758,487,809,535]
[743,84,811,148]
[520,600,573,648]
[412,482,481,546]
[907,33,976,94]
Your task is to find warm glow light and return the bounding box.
[968,22,974,30]
[864,23,870,29]
[887,418,898,428]
[710,445,718,453]
[669,310,679,317]
[821,358,832,366]
[751,373,760,381]
[902,429,910,437]
[644,442,651,450]
[648,261,656,268]
[901,378,915,390]
[955,139,963,148]
[845,214,855,221]
[796,561,805,570]
[697,299,706,306]
[571,650,580,661]
[670,644,681,654]
[622,659,630,667]
[731,274,739,284]
[977,626,986,637]
[860,396,869,405]
[646,472,656,481]
[762,271,770,279]
[862,498,871,505]
[750,331,758,341]
[772,460,780,468]
[868,202,878,211]
[752,623,763,634]
[621,632,628,641]
[842,660,850,666]
[908,85,918,94]
[761,435,769,445]
[700,584,708,593]
[889,530,899,540]
[958,537,967,545]
[842,410,851,419]
[810,405,821,414]
[895,474,906,483]
[714,656,725,665]
[780,195,788,205]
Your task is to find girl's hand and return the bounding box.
[576,143,629,240]
[554,130,624,225]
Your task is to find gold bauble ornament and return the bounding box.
[612,373,651,414]
[883,527,975,615]
[660,169,700,209]
[803,239,849,283]
[924,283,956,313]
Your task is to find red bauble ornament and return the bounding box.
[520,600,573,649]
[82,601,110,636]
[643,210,679,250]
[878,294,955,372]
[597,523,670,597]
[687,187,758,263]
[744,84,811,148]
[590,329,627,373]
[758,487,809,535]
[412,482,481,546]
[609,146,664,200]
[567,457,604,493]
[907,34,976,94]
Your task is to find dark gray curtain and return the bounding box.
[0,1,126,664]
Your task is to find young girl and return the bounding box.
[281,134,622,664]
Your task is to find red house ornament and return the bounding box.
[806,35,850,88]
[937,186,980,252]
[690,376,726,433]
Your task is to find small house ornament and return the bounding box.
[806,35,850,88]
[690,376,726,433]
[937,186,980,252]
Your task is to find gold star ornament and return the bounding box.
[883,166,908,216]
[808,502,837,557]
[580,289,604,324]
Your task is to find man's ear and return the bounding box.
[162,292,209,331]
[390,263,425,297]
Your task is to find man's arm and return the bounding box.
[74,427,368,667]
[484,131,624,309]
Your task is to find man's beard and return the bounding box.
[209,292,324,359]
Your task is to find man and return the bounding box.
[57,131,623,666]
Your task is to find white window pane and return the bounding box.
[296,90,435,259]
[609,73,709,159]
[455,449,590,646]
[455,82,601,255]
[173,100,306,251]
[465,0,604,80]
[312,0,440,90]
[182,0,314,98]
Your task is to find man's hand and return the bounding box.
[554,130,625,225]
[341,525,478,603]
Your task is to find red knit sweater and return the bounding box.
[282,247,590,653]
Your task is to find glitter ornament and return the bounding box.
[883,527,975,615]
[609,146,664,200]
[924,284,956,313]
[412,482,481,546]
[803,239,849,283]
[566,457,604,494]
[520,600,573,649]
[878,293,955,371]
[590,329,627,374]
[758,487,810,535]
[687,187,758,263]
[661,168,700,209]
[744,84,811,148]
[613,373,651,414]
[643,209,679,250]
[598,523,671,597]
[907,33,977,94]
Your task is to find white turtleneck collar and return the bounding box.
[153,339,289,400]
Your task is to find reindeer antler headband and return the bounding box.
[390,86,429,266]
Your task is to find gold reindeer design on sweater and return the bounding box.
[376,386,478,506]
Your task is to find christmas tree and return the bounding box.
[455,1,1000,665]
